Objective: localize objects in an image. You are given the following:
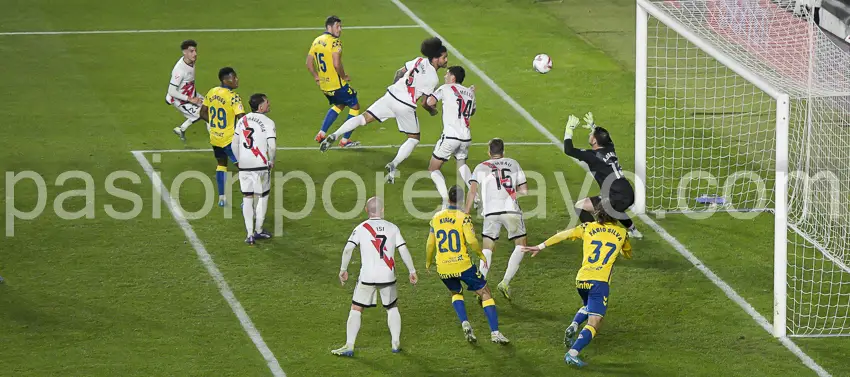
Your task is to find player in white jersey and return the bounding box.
[320,37,449,183]
[424,66,476,207]
[232,94,276,245]
[464,139,529,301]
[165,40,204,142]
[332,197,418,357]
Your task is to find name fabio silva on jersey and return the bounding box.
[587,226,625,241]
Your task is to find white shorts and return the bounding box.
[366,92,419,135]
[352,281,398,308]
[432,135,470,161]
[238,170,270,196]
[172,100,202,121]
[482,213,527,241]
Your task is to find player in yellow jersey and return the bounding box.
[200,67,245,207]
[426,186,509,345]
[522,198,633,368]
[306,15,360,148]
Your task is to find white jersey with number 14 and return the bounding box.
[433,83,475,141]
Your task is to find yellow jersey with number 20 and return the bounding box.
[427,208,486,278]
[203,86,244,147]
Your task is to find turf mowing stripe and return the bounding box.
[389,1,831,375]
[132,151,286,377]
[0,25,420,36]
[130,141,552,154]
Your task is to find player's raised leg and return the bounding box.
[565,315,601,368]
[320,110,377,152]
[332,304,363,356]
[565,306,589,346]
[385,110,422,183]
[339,107,362,148]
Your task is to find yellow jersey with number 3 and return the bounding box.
[427,209,484,278]
[548,222,632,283]
[308,32,346,92]
[203,86,244,147]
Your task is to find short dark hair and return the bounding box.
[249,93,267,112]
[421,37,447,60]
[447,66,466,84]
[448,185,463,205]
[218,67,236,82]
[593,198,617,225]
[325,15,342,27]
[180,39,197,50]
[593,126,613,146]
[488,138,505,156]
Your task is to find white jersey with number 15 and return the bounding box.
[470,157,527,216]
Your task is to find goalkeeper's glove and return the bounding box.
[564,115,580,139]
[582,112,595,130]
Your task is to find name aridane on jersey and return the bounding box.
[434,83,475,141]
[544,222,633,283]
[309,32,346,92]
[426,209,486,278]
[387,57,439,107]
[203,87,244,147]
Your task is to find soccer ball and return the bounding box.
[533,54,552,74]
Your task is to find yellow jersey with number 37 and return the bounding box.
[545,222,632,283]
[426,208,485,278]
[308,32,347,93]
[203,86,244,147]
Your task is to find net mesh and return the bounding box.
[644,0,850,335]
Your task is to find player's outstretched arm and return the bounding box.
[392,67,407,84]
[425,229,437,272]
[523,227,584,256]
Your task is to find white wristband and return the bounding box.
[537,243,546,250]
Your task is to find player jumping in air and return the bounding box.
[465,139,529,300]
[522,198,633,368]
[232,94,276,245]
[200,67,245,207]
[320,37,448,183]
[333,197,418,356]
[425,66,476,208]
[307,15,361,148]
[427,186,509,345]
[563,113,643,239]
[165,40,204,142]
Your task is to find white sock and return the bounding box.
[430,170,449,206]
[179,118,194,132]
[391,138,419,167]
[255,195,269,232]
[346,310,362,348]
[332,114,366,137]
[479,249,493,277]
[568,349,579,357]
[387,307,401,345]
[458,164,472,188]
[502,246,525,285]
[242,197,254,236]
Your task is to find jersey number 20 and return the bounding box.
[436,229,461,253]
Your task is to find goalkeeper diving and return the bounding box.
[563,112,642,239]
[522,198,633,367]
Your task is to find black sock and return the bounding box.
[619,216,634,230]
[576,208,595,223]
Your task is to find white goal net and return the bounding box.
[637,0,850,336]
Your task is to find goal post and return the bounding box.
[636,0,850,337]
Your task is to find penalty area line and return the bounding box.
[131,151,286,377]
[388,0,831,376]
[0,25,420,36]
[130,141,553,154]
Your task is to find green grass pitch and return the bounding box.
[1,0,848,376]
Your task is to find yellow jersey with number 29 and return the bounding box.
[203,86,244,147]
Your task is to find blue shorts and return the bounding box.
[212,144,237,163]
[441,265,487,293]
[324,84,359,107]
[576,280,610,317]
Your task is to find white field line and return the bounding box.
[130,141,552,154]
[0,25,420,36]
[132,151,286,377]
[389,1,831,376]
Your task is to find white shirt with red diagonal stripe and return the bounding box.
[470,157,527,216]
[234,112,276,170]
[433,83,474,141]
[165,57,198,104]
[346,219,407,284]
[386,57,439,108]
